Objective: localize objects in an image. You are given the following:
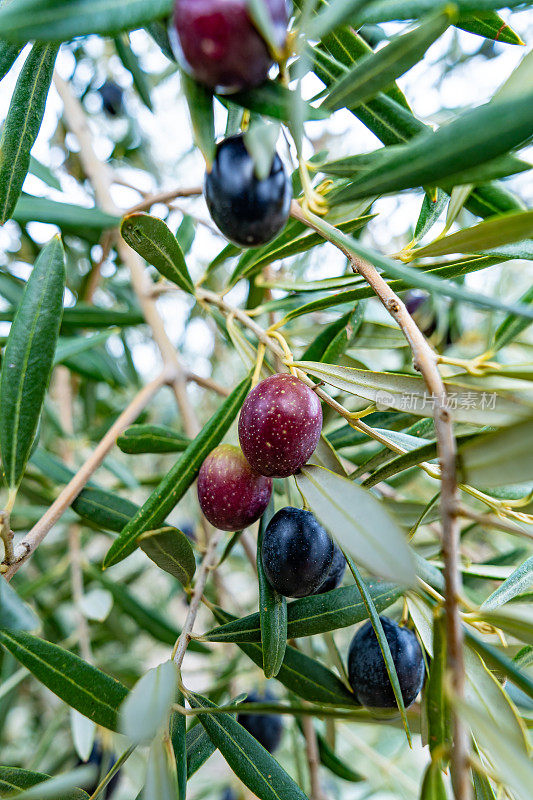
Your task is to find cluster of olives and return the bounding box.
[198,374,425,713]
[171,0,292,247]
[198,373,322,531]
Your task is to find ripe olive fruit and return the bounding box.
[204,135,291,248]
[238,373,322,478]
[261,507,334,598]
[347,617,425,709]
[197,444,272,531]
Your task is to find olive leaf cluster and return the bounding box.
[0,2,532,800]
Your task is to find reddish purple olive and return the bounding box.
[171,0,288,91]
[197,444,272,531]
[238,374,322,478]
[347,617,425,709]
[205,135,292,247]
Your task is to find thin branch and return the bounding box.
[173,528,223,669]
[302,714,327,800]
[53,73,200,439]
[3,371,169,581]
[126,186,203,215]
[289,201,469,800]
[459,507,529,537]
[186,371,230,397]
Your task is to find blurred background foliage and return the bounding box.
[0,4,532,800]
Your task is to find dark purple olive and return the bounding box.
[237,690,283,752]
[205,135,292,247]
[98,81,124,117]
[238,373,322,478]
[261,507,334,598]
[313,542,346,594]
[347,617,425,709]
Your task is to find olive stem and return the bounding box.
[2,370,170,581]
[173,528,223,669]
[53,72,201,439]
[0,511,14,566]
[290,200,470,800]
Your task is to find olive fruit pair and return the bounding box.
[348,617,425,709]
[262,507,346,598]
[197,375,322,531]
[237,689,283,753]
[172,0,288,92]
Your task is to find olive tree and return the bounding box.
[0,1,532,799]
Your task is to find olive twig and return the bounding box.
[290,200,470,800]
[2,371,170,582]
[438,353,501,376]
[173,528,223,669]
[0,511,14,568]
[53,73,201,439]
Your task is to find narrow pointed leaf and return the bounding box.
[414,209,533,259]
[118,424,191,454]
[426,610,452,760]
[0,43,58,224]
[120,660,178,745]
[0,237,66,490]
[492,284,533,352]
[0,580,39,632]
[464,646,528,754]
[455,698,533,800]
[189,691,309,800]
[413,189,448,243]
[145,734,179,800]
[0,628,127,730]
[482,557,533,611]
[171,688,187,800]
[295,361,533,426]
[296,465,416,585]
[324,9,453,112]
[257,504,287,678]
[203,580,401,642]
[227,81,327,122]
[344,555,411,743]
[315,731,363,782]
[308,0,373,40]
[121,213,194,294]
[139,526,196,586]
[186,723,217,778]
[0,766,91,800]
[181,72,216,168]
[359,1,533,25]
[328,89,533,204]
[456,11,524,44]
[114,33,153,111]
[104,375,251,567]
[475,605,533,646]
[0,0,174,43]
[464,630,533,704]
[0,41,22,82]
[212,607,357,706]
[420,761,447,800]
